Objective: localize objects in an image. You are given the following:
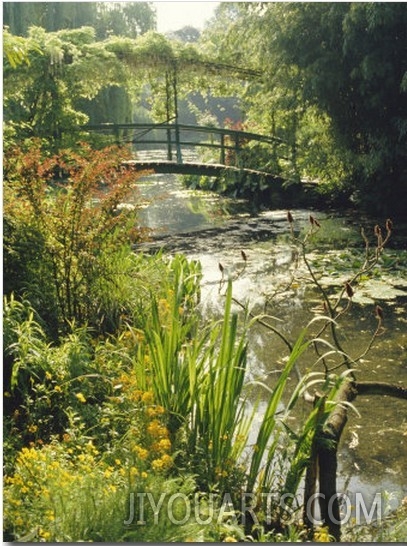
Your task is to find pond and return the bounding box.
[137,172,407,516]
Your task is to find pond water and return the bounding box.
[137,172,407,515]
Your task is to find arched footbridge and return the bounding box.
[84,121,320,204]
[84,121,288,180]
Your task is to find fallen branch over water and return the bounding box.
[355,381,407,399]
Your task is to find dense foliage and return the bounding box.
[200,3,407,214]
[3,25,234,152]
[3,142,151,337]
[3,1,156,39]
[3,2,157,149]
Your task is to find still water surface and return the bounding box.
[137,173,407,511]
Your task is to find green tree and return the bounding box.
[3,2,96,35]
[3,2,156,142]
[3,2,156,37]
[3,26,132,150]
[168,25,201,44]
[94,1,156,39]
[263,3,407,211]
[200,2,407,213]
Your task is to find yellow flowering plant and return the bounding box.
[3,440,195,542]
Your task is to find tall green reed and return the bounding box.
[246,323,357,503]
[143,254,203,432]
[140,263,253,489]
[187,281,253,489]
[246,327,311,494]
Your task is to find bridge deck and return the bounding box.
[123,160,280,180]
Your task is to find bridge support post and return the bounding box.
[166,127,173,161]
[175,122,183,164]
[220,134,226,164]
[165,70,173,161]
[171,63,183,164]
[234,133,241,167]
[114,124,120,145]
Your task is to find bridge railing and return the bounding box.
[83,122,288,168]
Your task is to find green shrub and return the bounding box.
[3,140,147,336]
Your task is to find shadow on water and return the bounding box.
[137,172,407,509]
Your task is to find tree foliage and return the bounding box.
[3,2,156,38]
[200,2,407,213]
[94,1,156,39]
[3,26,130,149]
[3,2,157,148]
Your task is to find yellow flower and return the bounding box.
[223,537,238,542]
[141,391,154,404]
[141,471,148,479]
[38,529,51,540]
[133,445,149,460]
[45,510,55,522]
[151,458,164,471]
[104,466,114,478]
[146,404,166,417]
[27,424,38,433]
[45,371,52,380]
[161,454,172,466]
[132,389,144,401]
[154,438,172,453]
[54,385,62,393]
[86,441,98,454]
[313,526,331,542]
[151,454,173,472]
[75,392,86,403]
[147,419,168,439]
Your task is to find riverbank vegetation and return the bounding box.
[3,2,406,542]
[199,3,407,215]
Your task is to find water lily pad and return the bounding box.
[360,279,407,300]
[352,292,375,305]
